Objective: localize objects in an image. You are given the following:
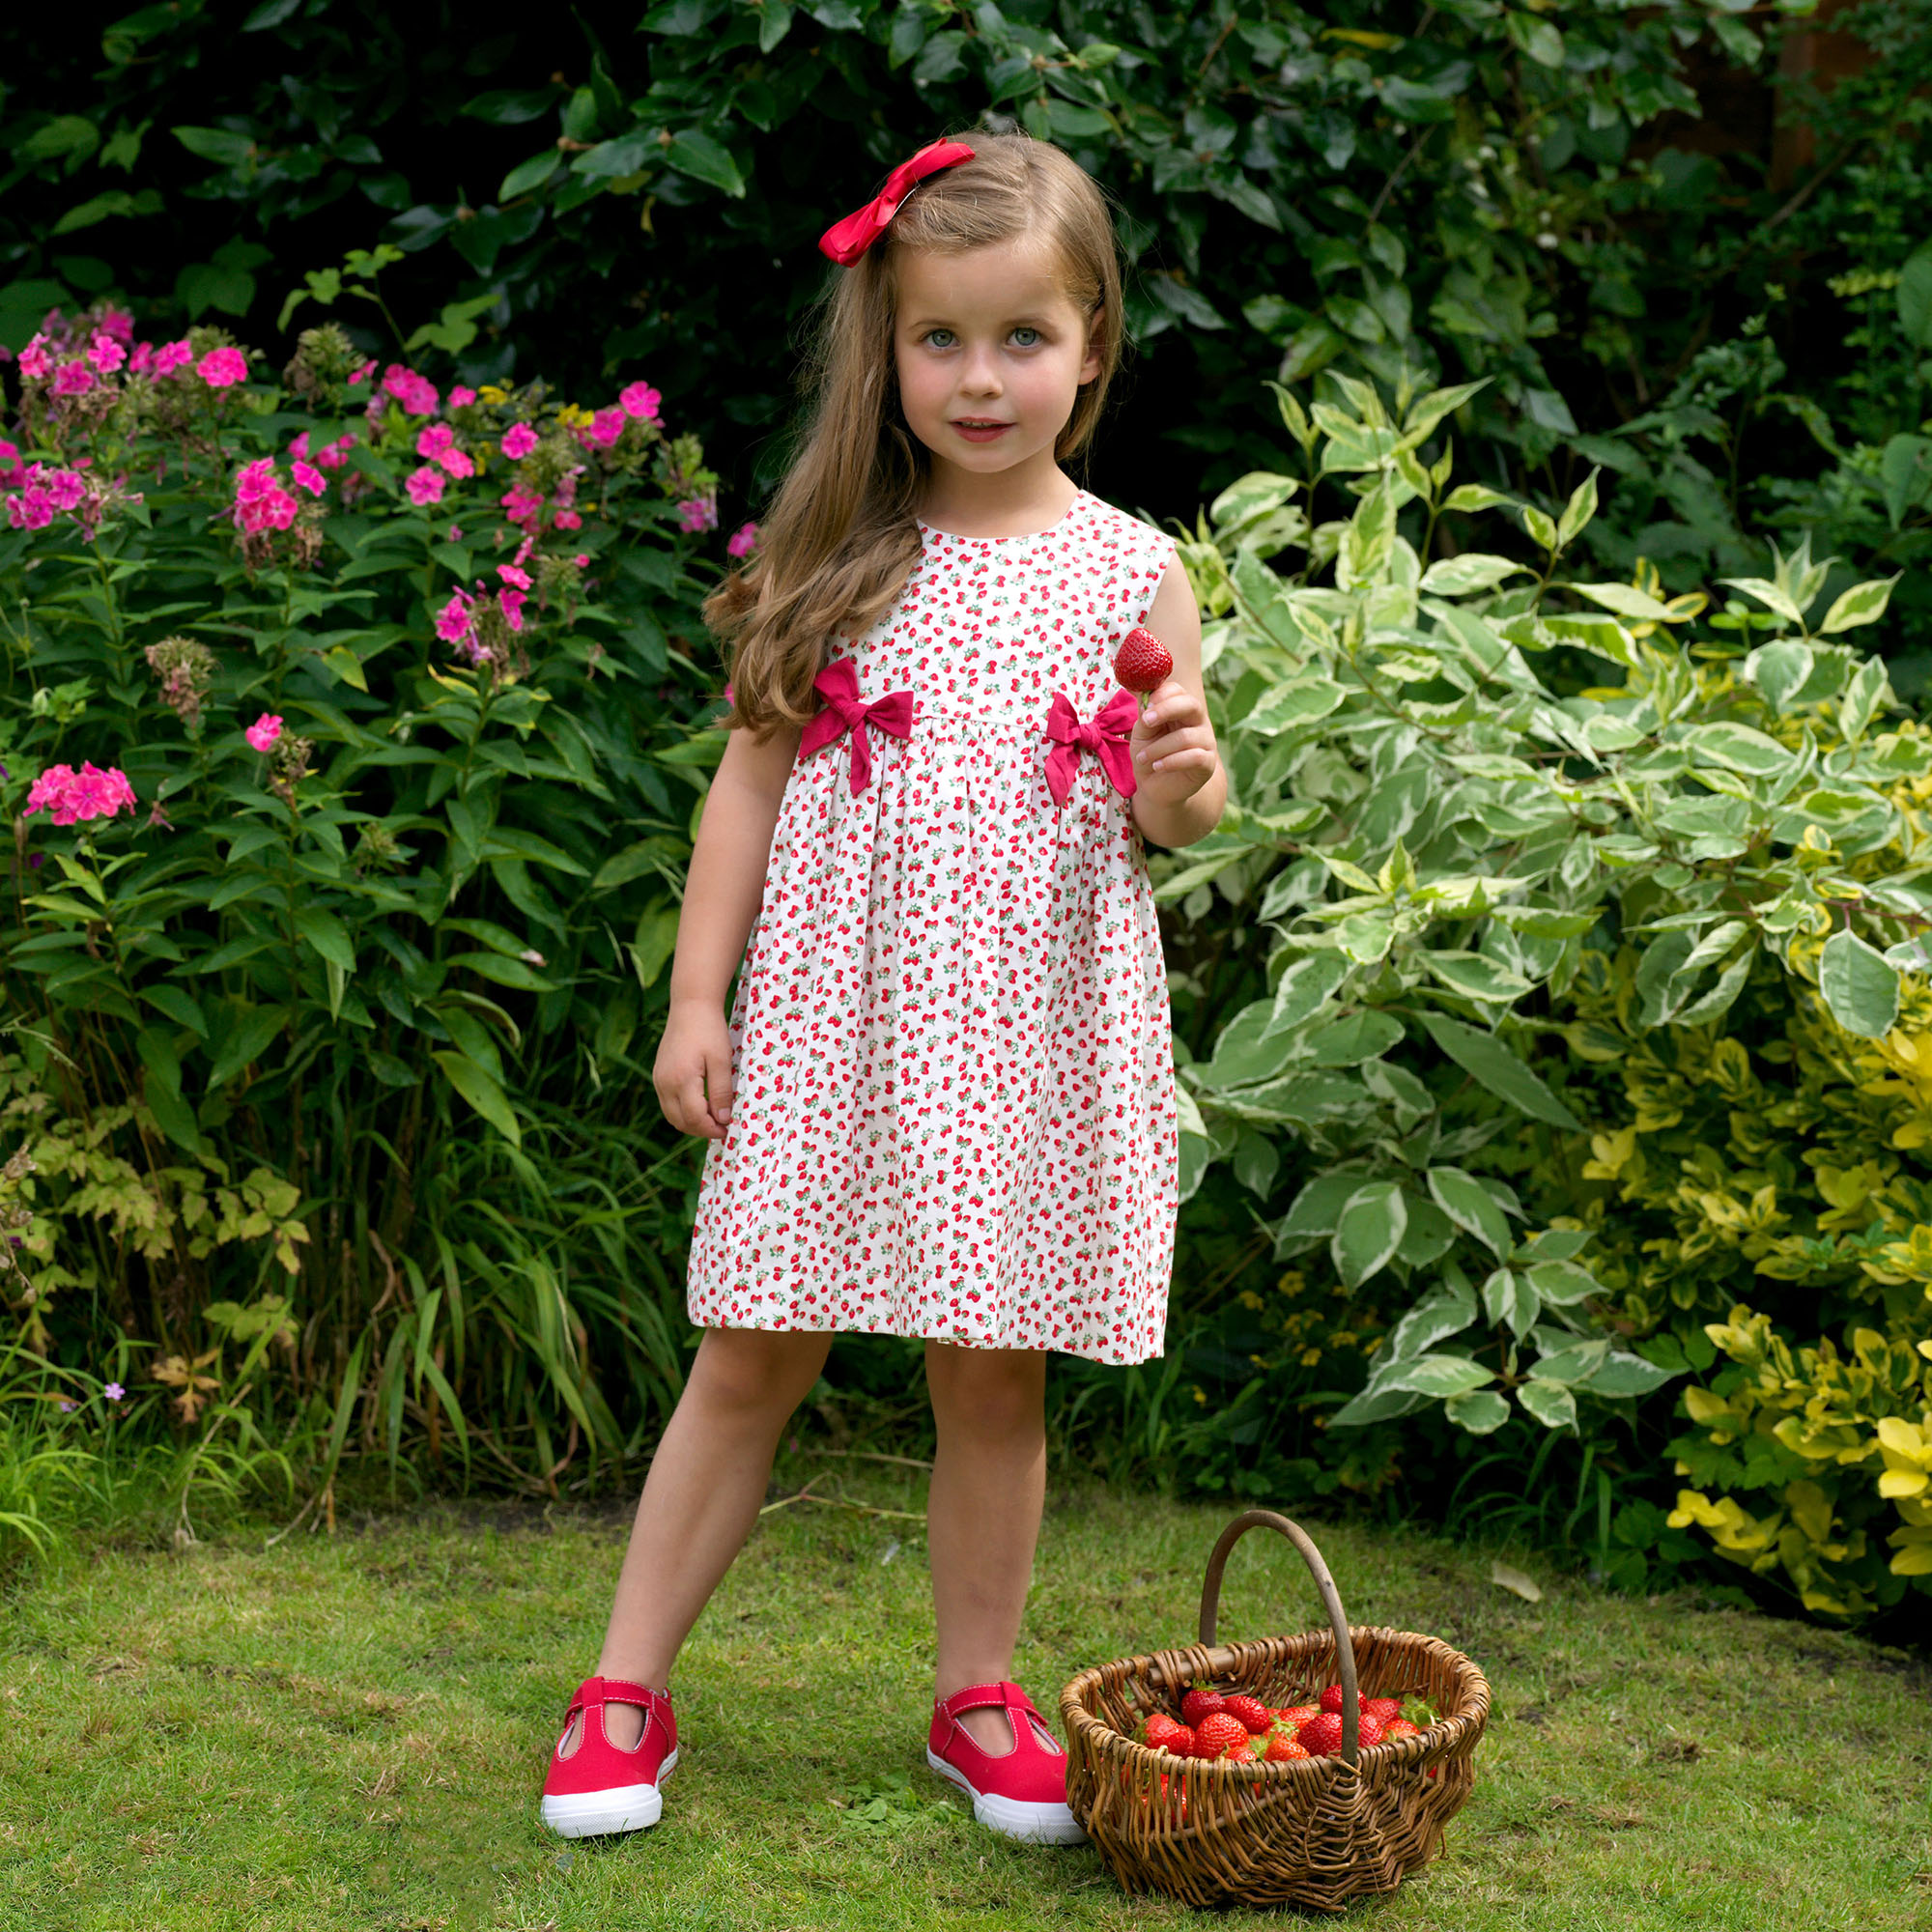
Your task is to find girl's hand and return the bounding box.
[1130,680,1220,810]
[654,998,736,1140]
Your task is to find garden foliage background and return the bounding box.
[3,0,1931,1634]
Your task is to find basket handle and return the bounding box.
[1197,1508,1361,1768]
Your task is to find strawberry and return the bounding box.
[1382,1718,1421,1742]
[1180,1688,1226,1727]
[1144,1711,1182,1747]
[1167,1721,1198,1758]
[1355,1715,1386,1749]
[1297,1712,1346,1757]
[1362,1696,1404,1724]
[1194,1712,1250,1759]
[1318,1684,1353,1716]
[1223,1694,1272,1736]
[1113,625,1173,695]
[1224,1737,1257,1764]
[1276,1704,1319,1726]
[1263,1730,1310,1764]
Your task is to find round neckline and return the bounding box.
[917,488,1087,546]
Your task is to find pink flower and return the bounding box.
[89,332,127,375]
[152,339,194,378]
[7,487,54,531]
[313,435,354,471]
[244,714,283,753]
[239,489,298,533]
[44,469,86,512]
[500,423,538,461]
[383,364,440,415]
[619,381,662,423]
[235,457,278,503]
[406,465,446,507]
[103,1380,125,1402]
[500,483,545,529]
[53,361,95,397]
[17,335,52,381]
[435,589,475,643]
[587,407,626,449]
[448,386,476,408]
[447,525,463,542]
[98,307,134,344]
[438,446,473,479]
[677,495,719,534]
[197,346,248,387]
[128,342,154,376]
[554,508,582,529]
[498,587,526,632]
[292,461,327,496]
[726,520,760,559]
[290,431,311,461]
[24,761,136,827]
[573,552,588,568]
[497,562,531,588]
[348,359,376,385]
[416,424,454,461]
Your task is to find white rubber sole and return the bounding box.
[926,1747,1088,1845]
[540,1747,677,1838]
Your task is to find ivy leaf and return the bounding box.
[1417,1013,1582,1130]
[1378,1352,1495,1398]
[1818,575,1900,634]
[1517,1378,1577,1429]
[1332,1179,1407,1288]
[1429,1166,1513,1257]
[1818,928,1900,1038]
[1446,1388,1511,1434]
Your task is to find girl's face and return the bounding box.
[892,240,1103,481]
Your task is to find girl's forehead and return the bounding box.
[894,240,1077,321]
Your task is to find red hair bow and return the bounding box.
[1043,688,1139,808]
[818,137,977,266]
[799,659,915,794]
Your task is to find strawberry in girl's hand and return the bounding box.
[1223,1694,1272,1736]
[1113,625,1173,695]
[1180,1688,1226,1726]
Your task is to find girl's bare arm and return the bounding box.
[654,723,801,1139]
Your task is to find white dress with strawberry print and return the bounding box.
[684,488,1179,1365]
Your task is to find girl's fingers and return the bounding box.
[1138,724,1214,767]
[1138,685,1203,732]
[705,1045,735,1127]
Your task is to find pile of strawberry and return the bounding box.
[1138,1685,1423,1765]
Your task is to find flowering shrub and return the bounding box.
[1,301,739,1487]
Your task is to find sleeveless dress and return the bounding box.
[683,487,1179,1365]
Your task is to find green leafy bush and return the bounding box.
[1155,367,1930,1614]
[1,300,731,1492]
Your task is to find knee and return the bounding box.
[927,1347,1044,1438]
[690,1328,828,1416]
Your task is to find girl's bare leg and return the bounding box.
[924,1341,1049,1755]
[584,1325,832,1750]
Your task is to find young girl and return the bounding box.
[539,128,1226,1845]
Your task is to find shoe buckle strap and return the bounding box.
[936,1679,1037,1719]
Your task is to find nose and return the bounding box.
[958,343,1004,399]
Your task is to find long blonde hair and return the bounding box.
[703,129,1125,736]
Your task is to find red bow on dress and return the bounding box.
[800,659,915,794]
[818,138,977,266]
[1043,688,1139,807]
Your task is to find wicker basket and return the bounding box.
[1059,1508,1491,1913]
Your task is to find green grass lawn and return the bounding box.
[1,1453,1926,1932]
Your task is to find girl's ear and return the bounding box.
[1079,300,1105,386]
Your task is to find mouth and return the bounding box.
[952,418,1013,437]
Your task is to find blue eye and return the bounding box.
[924,328,954,348]
[1013,327,1039,347]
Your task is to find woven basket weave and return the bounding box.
[1059,1509,1491,1913]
